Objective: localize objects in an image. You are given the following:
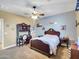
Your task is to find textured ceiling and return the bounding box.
[0,0,77,19]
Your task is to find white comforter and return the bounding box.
[31,34,60,55]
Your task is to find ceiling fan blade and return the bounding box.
[39,13,45,16]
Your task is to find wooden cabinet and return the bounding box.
[16,23,31,46]
[71,44,79,59]
[17,23,30,32]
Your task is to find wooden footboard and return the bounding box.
[30,40,52,57]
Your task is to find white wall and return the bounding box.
[35,11,77,42]
[0,18,4,42]
[0,19,2,42]
[0,18,4,49]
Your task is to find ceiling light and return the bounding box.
[31,15,38,20]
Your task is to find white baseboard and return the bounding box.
[3,44,16,49]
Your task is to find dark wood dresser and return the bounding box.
[71,44,79,59]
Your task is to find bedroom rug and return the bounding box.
[0,45,70,59]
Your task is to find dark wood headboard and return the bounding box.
[44,28,60,37]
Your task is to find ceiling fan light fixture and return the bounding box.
[33,6,36,10]
[39,13,44,16]
[31,5,44,20]
[31,15,38,20]
[33,11,38,14]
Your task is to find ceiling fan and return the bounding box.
[31,6,45,20]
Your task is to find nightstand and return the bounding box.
[71,44,79,59]
[60,37,69,48]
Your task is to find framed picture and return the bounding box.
[76,0,79,11]
[36,23,42,27]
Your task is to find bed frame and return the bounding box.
[30,29,60,57]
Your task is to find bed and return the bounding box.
[30,29,60,57]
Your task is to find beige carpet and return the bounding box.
[0,45,70,59]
